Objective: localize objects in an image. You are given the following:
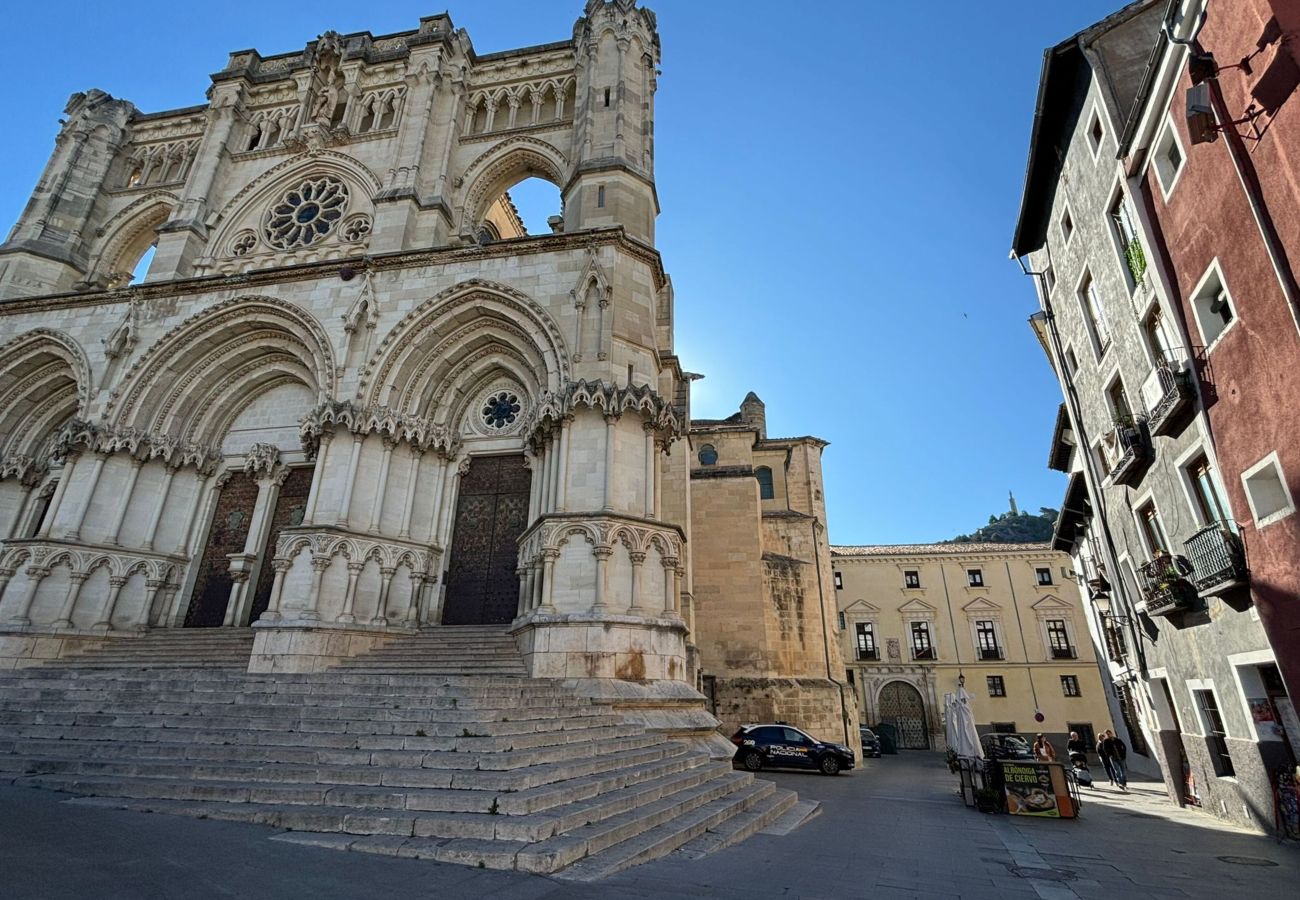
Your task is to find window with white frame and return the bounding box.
[1192,687,1235,777]
[1154,121,1186,197]
[1241,452,1295,528]
[1078,271,1112,358]
[1183,452,1229,527]
[1109,191,1146,287]
[1087,106,1104,156]
[1137,499,1170,556]
[1064,345,1079,380]
[1143,307,1178,368]
[1061,205,1074,244]
[1190,262,1236,349]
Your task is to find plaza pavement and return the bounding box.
[2,750,1295,899]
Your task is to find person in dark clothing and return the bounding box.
[1096,734,1117,786]
[1066,730,1088,764]
[1102,730,1128,791]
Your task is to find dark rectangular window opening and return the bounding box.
[910,621,934,660]
[976,620,1001,660]
[1036,567,1053,586]
[855,622,877,661]
[1061,675,1081,697]
[1194,689,1236,777]
[904,570,920,589]
[967,569,984,588]
[987,675,1006,698]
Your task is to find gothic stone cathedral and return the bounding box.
[0,2,854,747]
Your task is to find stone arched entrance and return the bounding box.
[879,680,930,749]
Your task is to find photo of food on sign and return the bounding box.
[1002,764,1060,817]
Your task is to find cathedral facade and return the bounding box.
[0,2,852,746]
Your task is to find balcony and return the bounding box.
[1146,363,1196,436]
[1108,419,1152,487]
[912,647,936,661]
[856,648,879,662]
[978,647,1003,661]
[1138,556,1199,617]
[1183,524,1249,598]
[1050,645,1078,660]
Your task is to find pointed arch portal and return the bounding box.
[442,455,532,625]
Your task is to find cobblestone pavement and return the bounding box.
[3,751,1296,898]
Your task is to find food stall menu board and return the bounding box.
[1003,763,1061,817]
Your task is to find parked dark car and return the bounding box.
[731,724,856,775]
[980,733,1034,760]
[859,726,882,758]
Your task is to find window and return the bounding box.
[976,620,1001,660]
[967,569,984,588]
[1193,688,1235,777]
[1137,500,1170,556]
[910,621,934,660]
[855,622,877,661]
[1154,121,1186,197]
[1184,453,1228,526]
[1043,265,1056,296]
[1078,271,1112,357]
[987,676,1006,698]
[833,571,843,590]
[1190,262,1235,348]
[1106,377,1132,425]
[697,444,717,466]
[837,612,845,631]
[1035,567,1053,586]
[1241,452,1296,528]
[597,185,606,208]
[1064,346,1079,379]
[1047,620,1075,659]
[603,87,611,107]
[1143,308,1177,368]
[1110,192,1145,286]
[1061,206,1074,244]
[1061,675,1082,697]
[1087,108,1105,155]
[904,570,920,589]
[755,466,774,500]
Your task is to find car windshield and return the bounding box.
[860,729,876,739]
[1002,736,1031,751]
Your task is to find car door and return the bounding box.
[780,728,817,768]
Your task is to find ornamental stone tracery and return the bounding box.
[263,175,349,250]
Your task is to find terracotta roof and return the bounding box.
[831,542,1054,557]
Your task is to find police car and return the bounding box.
[730,723,856,775]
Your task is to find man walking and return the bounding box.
[1096,732,1116,787]
[1102,730,1128,792]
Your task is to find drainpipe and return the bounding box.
[811,517,853,749]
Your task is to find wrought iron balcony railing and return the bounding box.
[978,647,1003,661]
[1109,419,1152,487]
[1183,524,1248,597]
[856,648,879,661]
[1137,555,1198,616]
[1050,645,1077,660]
[912,647,936,661]
[1147,362,1196,437]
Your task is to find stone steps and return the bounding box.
[49,630,256,668]
[0,636,801,876]
[329,628,527,676]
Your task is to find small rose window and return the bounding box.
[264,176,349,249]
[482,391,522,429]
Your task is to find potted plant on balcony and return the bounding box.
[1144,550,1198,611]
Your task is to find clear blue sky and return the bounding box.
[0,1,1125,544]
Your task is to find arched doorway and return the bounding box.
[442,454,532,625]
[879,681,929,749]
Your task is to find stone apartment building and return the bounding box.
[831,542,1113,754]
[0,0,852,753]
[1013,0,1298,830]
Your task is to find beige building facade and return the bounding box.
[0,1,847,749]
[832,542,1114,752]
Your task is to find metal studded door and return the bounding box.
[442,455,531,625]
[879,681,929,749]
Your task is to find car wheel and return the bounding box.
[819,755,841,776]
[742,750,764,772]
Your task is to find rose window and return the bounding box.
[263,176,349,250]
[341,214,372,243]
[482,391,522,430]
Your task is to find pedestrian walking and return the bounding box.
[1103,730,1128,792]
[1066,731,1088,764]
[1032,733,1056,762]
[1096,733,1117,786]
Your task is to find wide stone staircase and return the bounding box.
[332,626,527,676]
[0,628,802,880]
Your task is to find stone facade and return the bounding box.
[0,0,847,750]
[1013,0,1298,830]
[832,542,1114,754]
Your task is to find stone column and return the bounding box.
[52,572,89,629]
[531,560,543,611]
[517,567,529,617]
[397,448,422,539]
[654,440,664,520]
[261,559,291,623]
[643,425,656,519]
[93,576,128,631]
[38,453,77,537]
[662,557,679,616]
[555,417,572,512]
[335,432,365,527]
[338,561,363,624]
[0,568,13,605]
[403,575,423,628]
[628,551,646,614]
[539,440,554,514]
[525,451,541,522]
[436,461,464,548]
[603,414,617,512]
[141,465,177,551]
[65,452,105,541]
[426,455,448,543]
[371,567,395,626]
[592,544,611,611]
[4,483,34,540]
[142,578,165,630]
[222,568,251,627]
[367,438,395,533]
[540,549,559,612]
[106,458,144,546]
[304,556,329,621]
[303,431,333,525]
[9,567,49,625]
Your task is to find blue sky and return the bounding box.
[0,1,1127,544]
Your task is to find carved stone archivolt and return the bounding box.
[523,379,681,448]
[298,399,460,459]
[46,418,223,475]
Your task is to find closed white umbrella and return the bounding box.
[943,691,959,752]
[955,684,984,759]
